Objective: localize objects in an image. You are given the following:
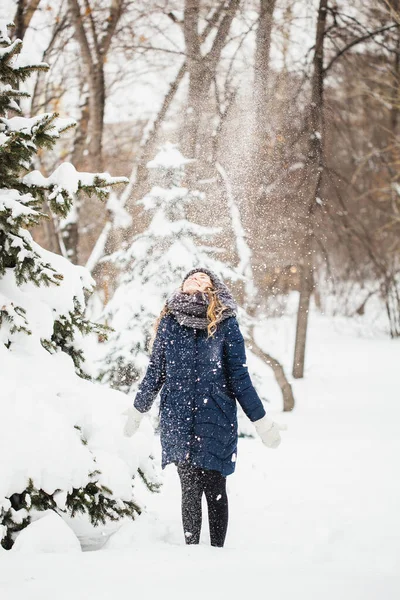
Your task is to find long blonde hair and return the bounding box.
[149,282,227,351]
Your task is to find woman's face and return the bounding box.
[182,272,212,294]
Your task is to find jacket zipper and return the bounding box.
[188,328,198,460]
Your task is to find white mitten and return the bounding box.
[254,414,287,449]
[122,405,144,437]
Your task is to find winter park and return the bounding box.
[0,0,400,598]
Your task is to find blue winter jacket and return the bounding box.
[133,313,266,476]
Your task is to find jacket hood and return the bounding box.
[181,267,238,314]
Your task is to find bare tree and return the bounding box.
[67,0,124,171]
[292,0,328,379]
[252,0,277,204]
[87,2,244,276]
[61,0,125,263]
[181,0,240,162]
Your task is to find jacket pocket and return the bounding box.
[159,388,169,416]
[211,382,234,402]
[211,383,235,420]
[210,384,238,444]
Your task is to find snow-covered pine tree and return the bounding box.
[0,20,129,377]
[98,142,242,395]
[0,19,160,550]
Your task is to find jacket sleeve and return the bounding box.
[133,317,167,413]
[223,316,266,422]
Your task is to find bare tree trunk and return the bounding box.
[31,9,68,115]
[250,336,295,412]
[67,0,105,171]
[41,202,64,256]
[292,254,314,379]
[252,0,277,202]
[64,0,123,263]
[254,0,276,115]
[390,28,400,133]
[182,0,205,160]
[88,65,105,170]
[181,0,240,161]
[60,210,80,263]
[292,0,328,379]
[13,0,41,40]
[71,91,90,167]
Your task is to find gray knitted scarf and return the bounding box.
[166,267,238,329]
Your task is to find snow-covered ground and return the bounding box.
[1,315,399,600]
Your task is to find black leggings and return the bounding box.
[177,461,228,547]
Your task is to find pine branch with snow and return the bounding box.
[23,163,129,219]
[0,21,127,362]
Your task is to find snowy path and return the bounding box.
[1,318,399,599]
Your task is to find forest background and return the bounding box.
[5,0,399,358]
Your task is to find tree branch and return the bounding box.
[83,0,101,61]
[67,0,94,69]
[323,23,399,74]
[205,0,240,71]
[183,0,201,62]
[100,0,125,56]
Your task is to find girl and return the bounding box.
[123,267,283,547]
